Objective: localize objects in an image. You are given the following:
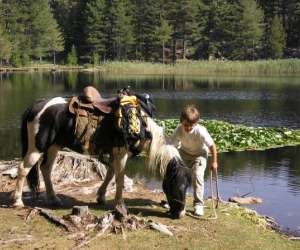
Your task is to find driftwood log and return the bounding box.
[228,196,263,205]
[0,150,133,194]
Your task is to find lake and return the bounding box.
[0,71,300,235]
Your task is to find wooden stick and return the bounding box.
[149,221,173,236]
[25,208,38,222]
[289,237,300,241]
[35,207,72,232]
[0,235,32,245]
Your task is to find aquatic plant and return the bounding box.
[158,119,300,152]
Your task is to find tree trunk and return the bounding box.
[162,41,165,64]
[172,39,176,64]
[183,40,186,60]
[53,51,56,65]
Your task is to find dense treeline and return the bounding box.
[0,0,300,65]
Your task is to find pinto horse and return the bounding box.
[11,87,188,218]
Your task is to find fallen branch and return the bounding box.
[0,235,32,245]
[228,196,263,205]
[25,208,38,222]
[149,221,173,236]
[289,237,300,241]
[35,207,72,232]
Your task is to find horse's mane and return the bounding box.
[146,117,181,175]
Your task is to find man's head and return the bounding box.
[180,104,200,133]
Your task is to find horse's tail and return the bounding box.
[21,108,40,195]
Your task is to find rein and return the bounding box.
[187,168,221,220]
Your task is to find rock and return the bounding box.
[228,196,263,205]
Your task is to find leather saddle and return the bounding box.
[69,86,117,115]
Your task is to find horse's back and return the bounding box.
[24,97,74,152]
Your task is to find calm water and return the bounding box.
[0,72,300,235]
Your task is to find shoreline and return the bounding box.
[1,59,300,76]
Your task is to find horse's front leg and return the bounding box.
[96,165,115,204]
[40,145,61,206]
[112,147,128,207]
[12,151,42,207]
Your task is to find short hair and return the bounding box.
[180,104,200,124]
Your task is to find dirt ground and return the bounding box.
[1,170,300,250]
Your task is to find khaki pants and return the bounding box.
[179,149,207,207]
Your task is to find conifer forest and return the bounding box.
[0,0,300,65]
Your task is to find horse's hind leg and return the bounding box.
[112,147,128,207]
[97,165,114,204]
[40,144,62,206]
[12,151,42,207]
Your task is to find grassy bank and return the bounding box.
[159,119,300,152]
[0,186,299,250]
[2,59,300,75]
[96,59,300,76]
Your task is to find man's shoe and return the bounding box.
[194,205,204,216]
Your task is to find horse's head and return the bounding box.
[163,157,192,219]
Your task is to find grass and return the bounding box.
[2,59,300,75]
[1,193,299,250]
[158,119,300,152]
[94,59,300,76]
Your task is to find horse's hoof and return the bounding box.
[48,196,63,207]
[12,200,25,208]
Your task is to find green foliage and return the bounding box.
[132,0,162,61]
[0,24,12,63]
[155,17,172,63]
[85,0,106,62]
[110,0,135,60]
[269,15,286,59]
[238,0,264,60]
[159,119,300,152]
[21,53,30,66]
[10,50,21,67]
[67,45,78,65]
[2,0,300,65]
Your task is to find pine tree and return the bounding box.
[67,45,78,65]
[28,0,63,61]
[0,23,12,65]
[85,0,106,62]
[177,0,198,59]
[191,0,210,59]
[50,0,79,55]
[1,0,30,59]
[269,15,286,58]
[238,0,264,60]
[132,0,161,60]
[155,17,172,63]
[193,0,243,60]
[107,0,134,60]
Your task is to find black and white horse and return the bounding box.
[12,90,189,218]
